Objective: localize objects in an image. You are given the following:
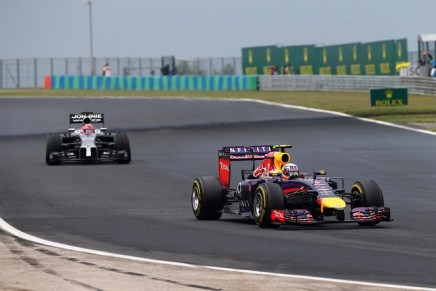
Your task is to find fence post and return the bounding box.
[34,58,38,88]
[0,60,3,89]
[16,59,20,89]
[50,58,54,77]
[209,58,212,75]
[65,58,69,75]
[233,58,237,75]
[79,58,82,76]
[221,58,224,75]
[117,58,120,76]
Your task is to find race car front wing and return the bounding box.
[270,206,391,225]
[48,149,129,163]
[351,206,391,223]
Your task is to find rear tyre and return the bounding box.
[253,183,285,228]
[115,132,131,164]
[46,133,61,165]
[351,180,384,226]
[191,177,224,220]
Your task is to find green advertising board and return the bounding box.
[395,38,409,71]
[395,39,408,63]
[317,45,334,75]
[282,45,317,75]
[242,38,408,76]
[370,88,408,107]
[361,40,396,75]
[344,43,363,75]
[242,45,280,75]
[316,44,360,75]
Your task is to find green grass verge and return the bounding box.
[2,89,436,129]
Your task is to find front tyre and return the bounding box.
[46,133,61,165]
[351,180,384,226]
[253,183,285,228]
[115,132,131,164]
[191,176,224,220]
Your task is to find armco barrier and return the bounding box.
[45,75,258,91]
[258,75,436,95]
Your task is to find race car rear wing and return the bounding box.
[69,112,105,126]
[219,145,274,161]
[218,144,292,188]
[218,145,291,160]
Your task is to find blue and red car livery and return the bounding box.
[191,144,392,228]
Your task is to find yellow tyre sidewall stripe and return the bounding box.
[258,186,267,224]
[352,183,364,194]
[193,180,202,216]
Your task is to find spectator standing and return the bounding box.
[282,64,294,74]
[161,64,170,76]
[102,63,112,76]
[418,51,433,77]
[273,65,279,75]
[419,50,433,65]
[270,65,279,75]
[431,60,436,77]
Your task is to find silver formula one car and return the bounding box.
[45,112,131,165]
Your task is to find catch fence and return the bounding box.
[0,56,242,89]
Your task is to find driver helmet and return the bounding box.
[81,123,95,134]
[282,163,299,178]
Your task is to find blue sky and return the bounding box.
[1,0,434,59]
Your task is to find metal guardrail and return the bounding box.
[259,75,436,95]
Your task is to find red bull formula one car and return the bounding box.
[45,112,131,165]
[191,145,391,228]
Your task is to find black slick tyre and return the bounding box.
[253,182,285,228]
[351,179,384,226]
[115,132,131,164]
[191,176,224,220]
[46,133,61,165]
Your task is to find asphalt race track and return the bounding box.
[1,97,436,288]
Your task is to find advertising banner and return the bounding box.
[241,38,407,76]
[370,88,408,106]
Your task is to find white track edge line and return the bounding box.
[1,218,433,290]
[238,98,436,137]
[1,97,435,290]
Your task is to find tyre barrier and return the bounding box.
[44,75,258,91]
